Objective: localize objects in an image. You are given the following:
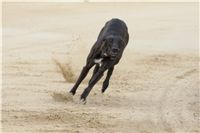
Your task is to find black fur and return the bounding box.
[69,18,129,102]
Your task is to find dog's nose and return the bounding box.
[111,48,119,53]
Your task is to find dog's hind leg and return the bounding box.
[69,62,94,95]
[89,64,99,84]
[102,67,114,93]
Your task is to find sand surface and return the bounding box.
[2,2,199,133]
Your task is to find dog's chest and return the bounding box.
[94,58,103,66]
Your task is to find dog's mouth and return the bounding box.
[110,54,117,60]
[103,51,117,60]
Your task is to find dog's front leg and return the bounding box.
[70,62,94,95]
[102,66,114,93]
[89,64,100,84]
[80,67,106,102]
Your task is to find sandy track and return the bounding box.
[2,3,199,133]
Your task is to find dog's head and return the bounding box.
[101,35,126,60]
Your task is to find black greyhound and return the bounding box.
[70,18,129,102]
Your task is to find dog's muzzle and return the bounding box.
[110,48,119,60]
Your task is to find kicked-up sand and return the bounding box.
[2,2,199,133]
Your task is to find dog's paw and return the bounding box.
[79,98,86,105]
[69,90,76,95]
[101,88,107,93]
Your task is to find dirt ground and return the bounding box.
[2,2,199,133]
